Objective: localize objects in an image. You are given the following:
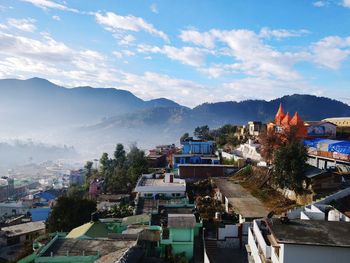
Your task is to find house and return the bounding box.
[304,121,337,138]
[160,214,197,261]
[0,221,45,246]
[0,201,30,218]
[89,178,104,198]
[182,138,214,155]
[213,178,268,223]
[134,173,186,199]
[178,164,237,179]
[247,121,266,137]
[247,218,350,263]
[323,117,350,139]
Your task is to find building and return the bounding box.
[267,103,307,138]
[0,201,30,218]
[148,144,178,168]
[247,121,266,137]
[0,221,45,246]
[0,177,14,202]
[233,139,263,162]
[178,164,238,179]
[323,117,350,138]
[304,121,337,138]
[323,117,350,127]
[89,178,104,198]
[160,214,197,261]
[182,139,215,155]
[214,178,268,223]
[247,218,350,263]
[134,173,186,199]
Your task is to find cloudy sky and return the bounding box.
[0,0,350,107]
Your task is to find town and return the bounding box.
[1,104,350,263]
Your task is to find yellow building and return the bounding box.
[323,117,350,127]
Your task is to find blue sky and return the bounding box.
[0,0,350,107]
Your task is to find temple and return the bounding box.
[268,103,307,138]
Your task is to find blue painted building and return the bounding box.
[173,139,219,169]
[182,140,214,155]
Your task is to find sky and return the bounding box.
[0,0,350,107]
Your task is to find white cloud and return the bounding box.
[95,11,169,42]
[21,0,78,13]
[259,27,309,39]
[342,0,350,8]
[311,36,350,69]
[179,29,216,49]
[313,1,327,7]
[52,15,60,21]
[137,44,207,66]
[7,18,36,32]
[150,3,158,14]
[118,34,135,45]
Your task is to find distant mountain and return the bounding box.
[0,77,349,156]
[0,78,184,130]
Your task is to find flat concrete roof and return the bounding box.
[214,178,268,219]
[1,221,45,237]
[41,238,136,258]
[268,218,350,247]
[178,164,236,168]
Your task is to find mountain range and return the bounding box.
[0,77,349,157]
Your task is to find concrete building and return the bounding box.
[0,201,30,218]
[178,164,238,179]
[214,178,268,223]
[182,139,215,155]
[0,221,45,246]
[304,121,337,138]
[233,139,263,163]
[247,121,265,137]
[160,214,197,261]
[134,173,186,199]
[247,218,350,263]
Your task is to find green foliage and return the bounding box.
[67,184,86,199]
[194,125,212,140]
[106,204,133,218]
[273,139,307,192]
[46,196,96,232]
[94,143,149,194]
[180,132,190,143]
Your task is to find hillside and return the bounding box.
[0,77,349,155]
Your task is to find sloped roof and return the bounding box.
[168,214,196,228]
[66,221,110,239]
[122,214,150,225]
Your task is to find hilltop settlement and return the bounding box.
[1,104,350,263]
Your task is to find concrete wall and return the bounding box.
[280,243,350,263]
[218,224,238,240]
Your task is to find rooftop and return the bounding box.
[135,174,186,191]
[268,218,350,247]
[214,178,268,218]
[1,221,45,237]
[66,221,110,239]
[41,238,136,259]
[168,214,196,228]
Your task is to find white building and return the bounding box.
[247,218,350,263]
[233,139,263,162]
[0,201,29,218]
[134,173,186,199]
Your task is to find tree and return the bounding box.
[259,129,283,164]
[272,139,307,192]
[126,145,148,190]
[114,143,126,168]
[47,196,96,232]
[180,132,190,143]
[194,125,212,140]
